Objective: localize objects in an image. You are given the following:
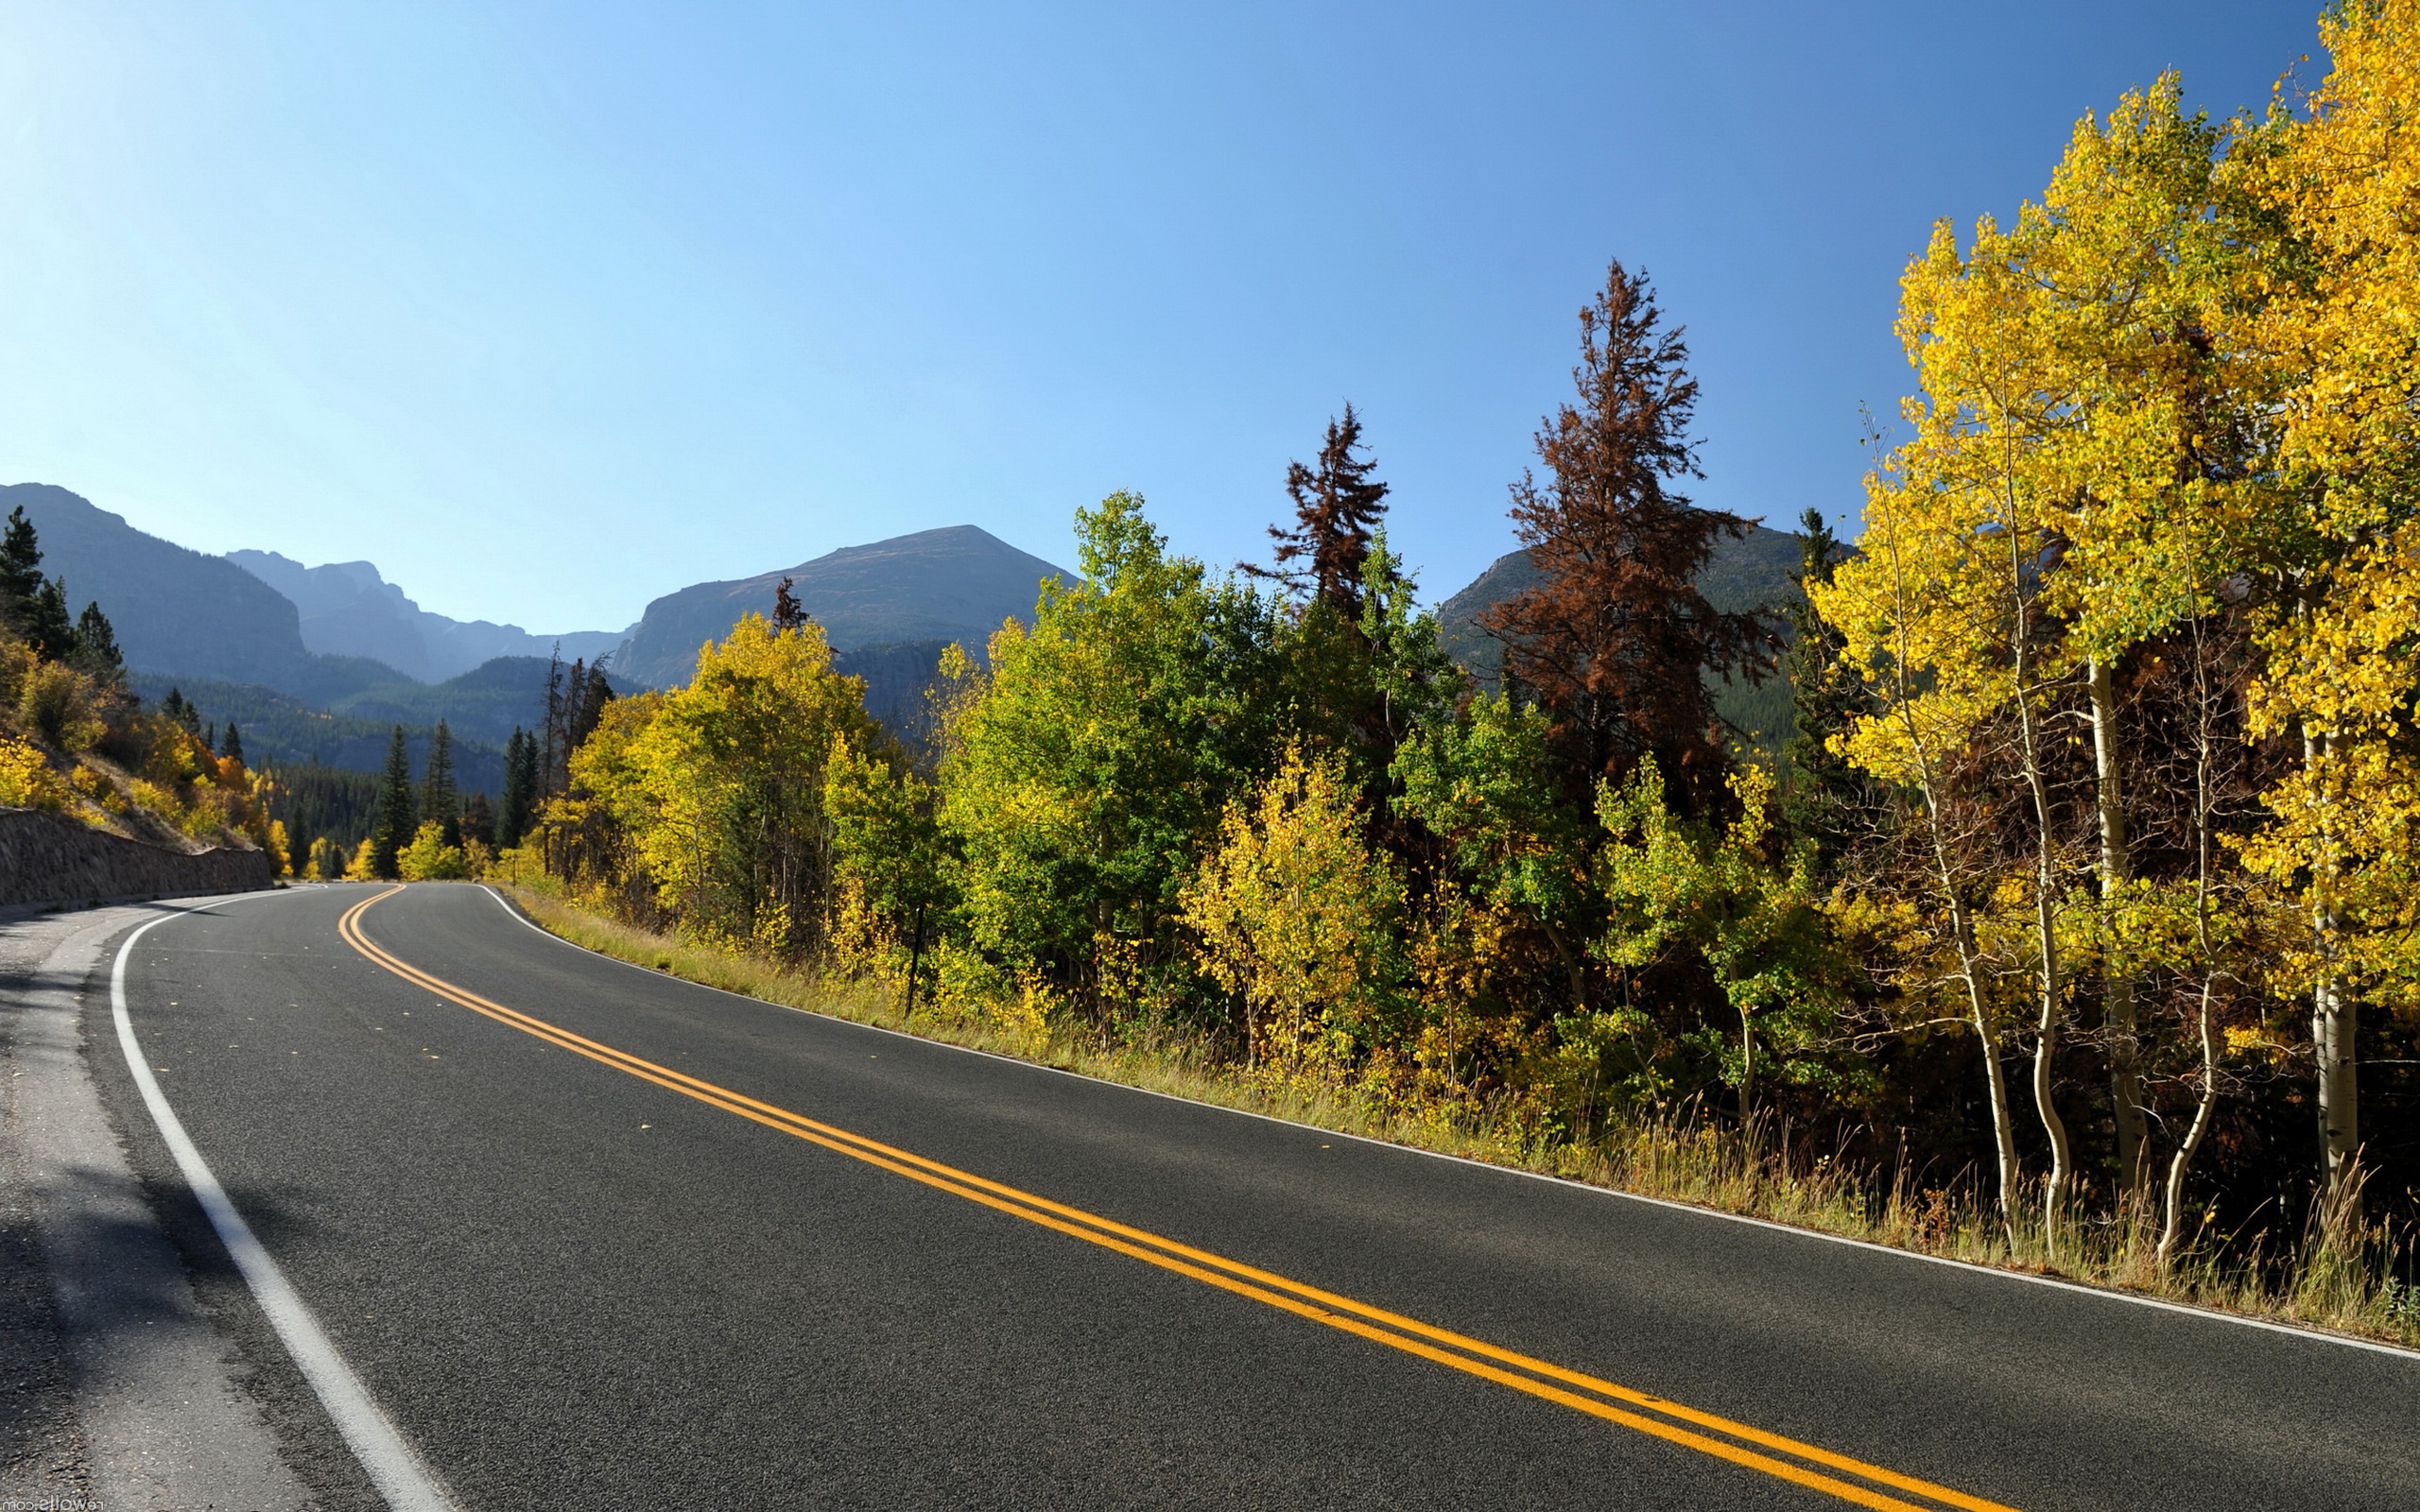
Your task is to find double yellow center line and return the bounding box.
[338,886,2016,1512]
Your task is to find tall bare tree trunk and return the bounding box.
[2304,728,2361,1218]
[2088,657,2149,1209]
[2010,584,2073,1255]
[1921,814,2020,1236]
[2313,962,2360,1213]
[1876,511,2023,1236]
[2159,979,2221,1265]
[2159,618,2226,1266]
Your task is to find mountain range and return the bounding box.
[9,478,1808,790]
[225,549,625,684]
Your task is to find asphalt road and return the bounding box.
[94,882,2420,1510]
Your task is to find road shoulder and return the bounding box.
[1,902,315,1512]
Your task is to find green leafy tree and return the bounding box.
[940,491,1284,1019]
[1181,744,1407,1067]
[398,820,470,881]
[1594,760,1848,1113]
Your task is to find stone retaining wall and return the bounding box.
[0,808,275,910]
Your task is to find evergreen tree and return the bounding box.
[203,723,219,756]
[497,729,534,849]
[370,726,417,879]
[221,723,246,766]
[22,578,74,661]
[70,601,123,679]
[1479,260,1773,814]
[773,576,810,633]
[1250,404,1393,620]
[1779,508,1875,876]
[160,688,194,734]
[0,507,40,606]
[460,790,495,850]
[422,719,460,848]
[0,507,45,645]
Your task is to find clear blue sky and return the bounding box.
[0,2,2320,634]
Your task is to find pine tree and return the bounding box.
[202,723,219,756]
[1479,260,1773,814]
[1779,508,1875,875]
[371,726,417,879]
[1250,404,1393,620]
[221,723,246,766]
[773,576,810,633]
[421,720,460,848]
[71,601,123,679]
[0,507,41,640]
[160,688,192,733]
[22,578,74,662]
[497,729,534,849]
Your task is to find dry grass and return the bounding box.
[501,884,2420,1352]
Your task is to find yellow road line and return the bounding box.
[337,885,2019,1512]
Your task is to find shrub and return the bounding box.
[0,734,68,812]
[398,821,469,881]
[18,662,103,752]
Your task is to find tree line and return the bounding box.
[513,6,2420,1314]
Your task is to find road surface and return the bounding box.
[87,882,2420,1509]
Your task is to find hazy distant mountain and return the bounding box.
[226,549,626,683]
[1,483,411,702]
[615,524,1071,689]
[1435,522,1806,749]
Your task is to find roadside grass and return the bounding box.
[497,883,2420,1352]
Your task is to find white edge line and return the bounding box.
[475,885,2420,1366]
[112,889,462,1512]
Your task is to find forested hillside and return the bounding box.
[126,673,509,799]
[0,507,283,866]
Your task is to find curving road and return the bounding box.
[84,883,2420,1510]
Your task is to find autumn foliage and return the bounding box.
[524,3,2420,1338]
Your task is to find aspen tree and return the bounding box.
[2236,0,2420,1214]
[1811,453,2027,1232]
[1999,82,2272,1211]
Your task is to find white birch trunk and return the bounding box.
[2088,656,2149,1208]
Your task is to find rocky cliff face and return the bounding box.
[226,549,625,684]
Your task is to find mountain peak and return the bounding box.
[615,524,1071,688]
